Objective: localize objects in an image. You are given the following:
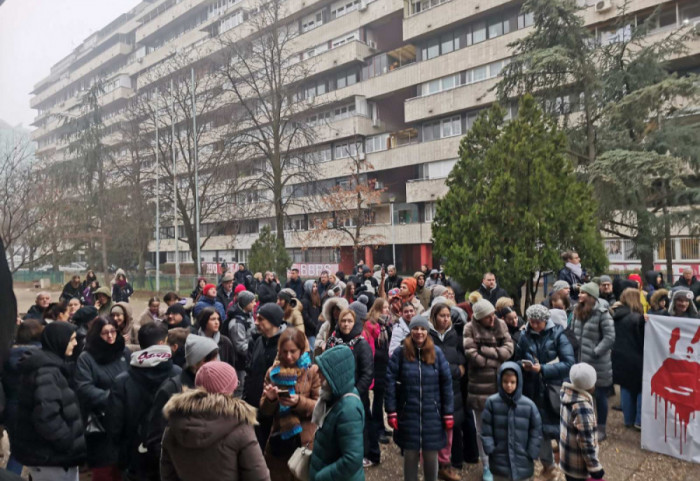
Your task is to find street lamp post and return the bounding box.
[390,197,396,267]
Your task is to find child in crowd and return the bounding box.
[559,363,605,481]
[481,362,542,481]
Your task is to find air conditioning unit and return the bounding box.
[693,20,700,36]
[595,0,612,13]
[367,40,377,49]
[374,181,384,190]
[358,151,366,161]
[359,0,368,11]
[372,117,381,128]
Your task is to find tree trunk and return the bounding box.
[524,276,534,313]
[636,209,654,276]
[663,197,673,284]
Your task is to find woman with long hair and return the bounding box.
[197,307,236,367]
[343,281,356,303]
[570,282,615,441]
[366,298,392,445]
[44,302,70,322]
[611,288,646,429]
[386,316,454,481]
[260,328,321,481]
[74,317,130,481]
[301,280,322,349]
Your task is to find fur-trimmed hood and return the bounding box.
[163,388,258,449]
[321,297,349,326]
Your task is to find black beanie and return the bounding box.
[41,322,76,359]
[72,306,98,326]
[166,303,187,317]
[257,303,284,327]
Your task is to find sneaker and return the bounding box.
[363,458,376,468]
[438,465,461,481]
[482,466,494,481]
[634,423,642,431]
[597,424,607,442]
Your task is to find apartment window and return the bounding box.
[518,11,534,29]
[424,202,436,222]
[681,3,700,23]
[336,68,358,89]
[422,159,457,179]
[332,30,359,48]
[679,238,700,260]
[472,21,486,44]
[334,140,363,159]
[423,115,461,141]
[302,11,323,32]
[331,0,361,19]
[365,133,389,153]
[333,103,356,119]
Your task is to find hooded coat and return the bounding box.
[327,318,374,396]
[14,324,86,468]
[385,342,454,451]
[611,306,645,393]
[161,389,270,481]
[194,296,226,321]
[648,289,669,315]
[111,275,134,304]
[243,327,285,408]
[514,319,575,437]
[227,303,256,370]
[283,300,305,333]
[570,300,615,387]
[463,317,514,411]
[314,297,349,353]
[481,362,542,481]
[301,280,321,337]
[310,346,365,481]
[106,345,181,475]
[429,321,466,419]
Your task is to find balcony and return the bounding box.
[307,41,376,77]
[314,115,383,144]
[403,0,517,41]
[406,177,448,203]
[99,86,134,107]
[136,0,204,43]
[404,77,499,122]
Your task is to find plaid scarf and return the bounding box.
[269,351,311,440]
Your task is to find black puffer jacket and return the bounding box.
[257,281,279,305]
[327,318,374,396]
[242,327,284,407]
[429,324,466,417]
[14,349,86,468]
[74,337,130,467]
[611,306,645,393]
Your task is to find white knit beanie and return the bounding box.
[570,363,597,391]
[472,299,495,321]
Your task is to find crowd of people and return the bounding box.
[3,255,700,481]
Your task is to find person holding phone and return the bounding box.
[260,328,321,481]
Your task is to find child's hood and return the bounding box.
[560,381,594,405]
[497,361,523,402]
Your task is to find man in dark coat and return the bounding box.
[285,267,304,299]
[106,322,180,481]
[383,265,403,293]
[60,275,85,304]
[477,272,509,306]
[216,272,236,309]
[242,303,285,449]
[233,263,253,290]
[256,271,280,306]
[673,268,700,308]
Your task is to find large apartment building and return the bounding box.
[30,0,700,275]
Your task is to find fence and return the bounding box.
[12,270,66,286]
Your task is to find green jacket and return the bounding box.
[310,346,365,481]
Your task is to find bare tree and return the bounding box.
[216,0,321,244]
[302,136,385,263]
[135,47,243,264]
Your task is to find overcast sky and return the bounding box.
[0,0,142,128]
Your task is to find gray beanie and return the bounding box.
[570,363,597,391]
[525,304,550,322]
[431,285,448,298]
[580,282,599,299]
[472,299,495,321]
[238,290,256,308]
[408,315,430,331]
[349,295,369,321]
[185,334,219,368]
[599,275,612,284]
[552,280,570,292]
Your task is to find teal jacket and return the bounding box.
[310,345,365,481]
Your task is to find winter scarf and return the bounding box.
[311,382,334,428]
[269,351,311,440]
[376,315,391,347]
[327,331,365,351]
[86,334,126,364]
[566,262,583,279]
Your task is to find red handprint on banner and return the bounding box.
[650,325,700,454]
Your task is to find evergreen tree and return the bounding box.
[248,225,291,280]
[432,96,607,308]
[496,0,699,277]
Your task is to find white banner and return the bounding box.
[641,315,700,462]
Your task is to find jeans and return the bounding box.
[5,454,23,475]
[27,466,79,481]
[473,410,489,468]
[362,392,381,463]
[404,449,438,481]
[620,387,642,426]
[594,386,609,427]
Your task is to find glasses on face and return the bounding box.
[101,329,117,338]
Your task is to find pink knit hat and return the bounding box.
[195,361,238,394]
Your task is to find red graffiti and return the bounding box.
[650,324,700,455]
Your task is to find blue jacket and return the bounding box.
[310,346,365,481]
[482,362,542,481]
[514,319,575,436]
[193,296,225,321]
[385,343,454,451]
